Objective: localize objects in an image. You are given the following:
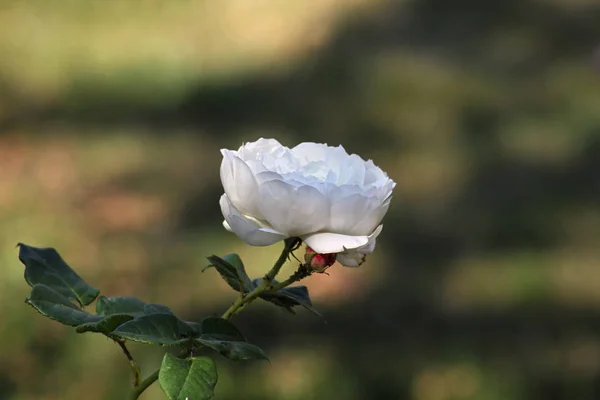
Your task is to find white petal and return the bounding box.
[337,154,366,185]
[238,138,284,160]
[220,150,260,215]
[301,232,370,254]
[335,252,363,267]
[328,192,376,235]
[220,194,288,246]
[291,142,331,163]
[336,225,383,267]
[257,180,329,236]
[304,143,349,163]
[254,170,284,185]
[350,198,390,236]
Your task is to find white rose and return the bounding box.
[219,138,395,267]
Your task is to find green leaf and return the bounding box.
[276,286,321,316]
[195,317,268,361]
[18,243,100,306]
[112,314,199,345]
[96,295,174,317]
[75,314,134,334]
[185,321,202,336]
[253,278,295,313]
[27,285,136,335]
[159,354,217,400]
[202,254,252,293]
[258,296,298,314]
[253,278,321,316]
[197,337,269,362]
[26,284,102,326]
[144,303,174,315]
[200,317,246,342]
[96,296,147,316]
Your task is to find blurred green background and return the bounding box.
[1,0,600,399]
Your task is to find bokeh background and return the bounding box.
[1,0,600,399]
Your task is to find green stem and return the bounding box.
[129,369,160,400]
[221,238,300,320]
[127,238,306,399]
[117,340,141,387]
[269,267,308,292]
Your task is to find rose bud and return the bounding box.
[304,246,336,273]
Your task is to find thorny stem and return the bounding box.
[129,369,160,400]
[221,238,301,320]
[129,238,309,398]
[269,265,311,292]
[118,339,158,400]
[117,340,141,387]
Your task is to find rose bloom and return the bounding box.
[219,138,395,267]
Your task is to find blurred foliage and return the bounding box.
[1,0,600,399]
